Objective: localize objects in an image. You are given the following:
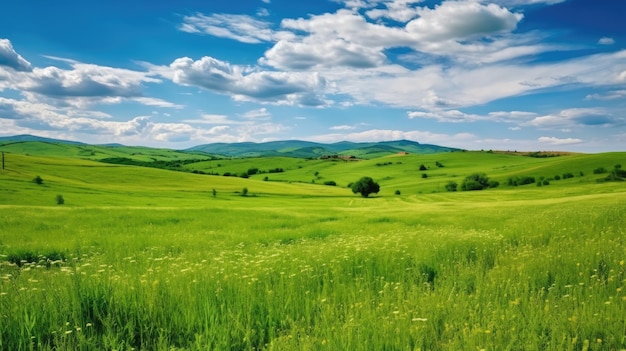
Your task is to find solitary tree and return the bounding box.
[351,176,380,198]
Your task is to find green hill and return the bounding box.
[1,140,624,207]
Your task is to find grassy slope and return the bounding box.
[0,144,625,350]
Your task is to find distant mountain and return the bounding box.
[0,135,458,159]
[187,140,458,158]
[0,134,86,145]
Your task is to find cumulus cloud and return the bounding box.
[18,63,160,99]
[365,0,423,22]
[169,56,328,106]
[0,39,32,72]
[406,2,522,42]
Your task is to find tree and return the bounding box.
[461,173,491,191]
[351,176,380,198]
[33,175,44,185]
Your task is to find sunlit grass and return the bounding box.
[0,148,624,349]
[1,194,624,350]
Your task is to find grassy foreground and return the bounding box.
[0,149,625,350]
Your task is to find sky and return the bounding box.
[0,0,625,151]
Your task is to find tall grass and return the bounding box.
[1,193,624,350]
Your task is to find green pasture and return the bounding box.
[0,144,625,350]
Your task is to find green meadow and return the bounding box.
[0,143,625,350]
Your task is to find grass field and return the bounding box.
[0,144,625,350]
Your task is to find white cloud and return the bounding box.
[525,108,621,128]
[241,108,271,119]
[598,37,615,45]
[131,97,184,109]
[328,49,626,109]
[169,56,328,106]
[0,39,32,72]
[330,125,357,130]
[585,90,626,101]
[179,13,292,44]
[481,0,566,6]
[408,109,482,123]
[190,114,235,125]
[538,136,583,145]
[365,1,423,22]
[406,2,522,42]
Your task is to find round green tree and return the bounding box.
[351,176,380,198]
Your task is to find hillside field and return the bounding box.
[0,143,625,350]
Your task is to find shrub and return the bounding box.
[351,176,380,198]
[33,175,44,185]
[508,176,536,186]
[562,172,574,179]
[543,179,550,186]
[56,194,65,205]
[421,173,428,179]
[419,164,427,171]
[488,180,500,188]
[241,188,249,196]
[323,180,337,186]
[461,173,490,191]
[247,168,259,176]
[394,190,401,195]
[593,167,607,174]
[445,181,458,192]
[554,175,561,180]
[212,188,217,197]
[435,161,444,168]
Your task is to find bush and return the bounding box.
[461,173,490,191]
[445,181,458,192]
[421,173,428,179]
[394,190,401,195]
[33,175,44,185]
[562,172,574,179]
[247,168,259,176]
[543,179,550,186]
[241,188,249,196]
[419,164,427,171]
[56,194,64,205]
[593,167,607,174]
[435,161,444,168]
[554,175,561,180]
[508,176,536,186]
[351,176,380,198]
[323,180,337,186]
[488,180,500,188]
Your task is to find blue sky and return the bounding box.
[0,0,625,151]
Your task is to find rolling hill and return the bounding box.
[186,139,458,158]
